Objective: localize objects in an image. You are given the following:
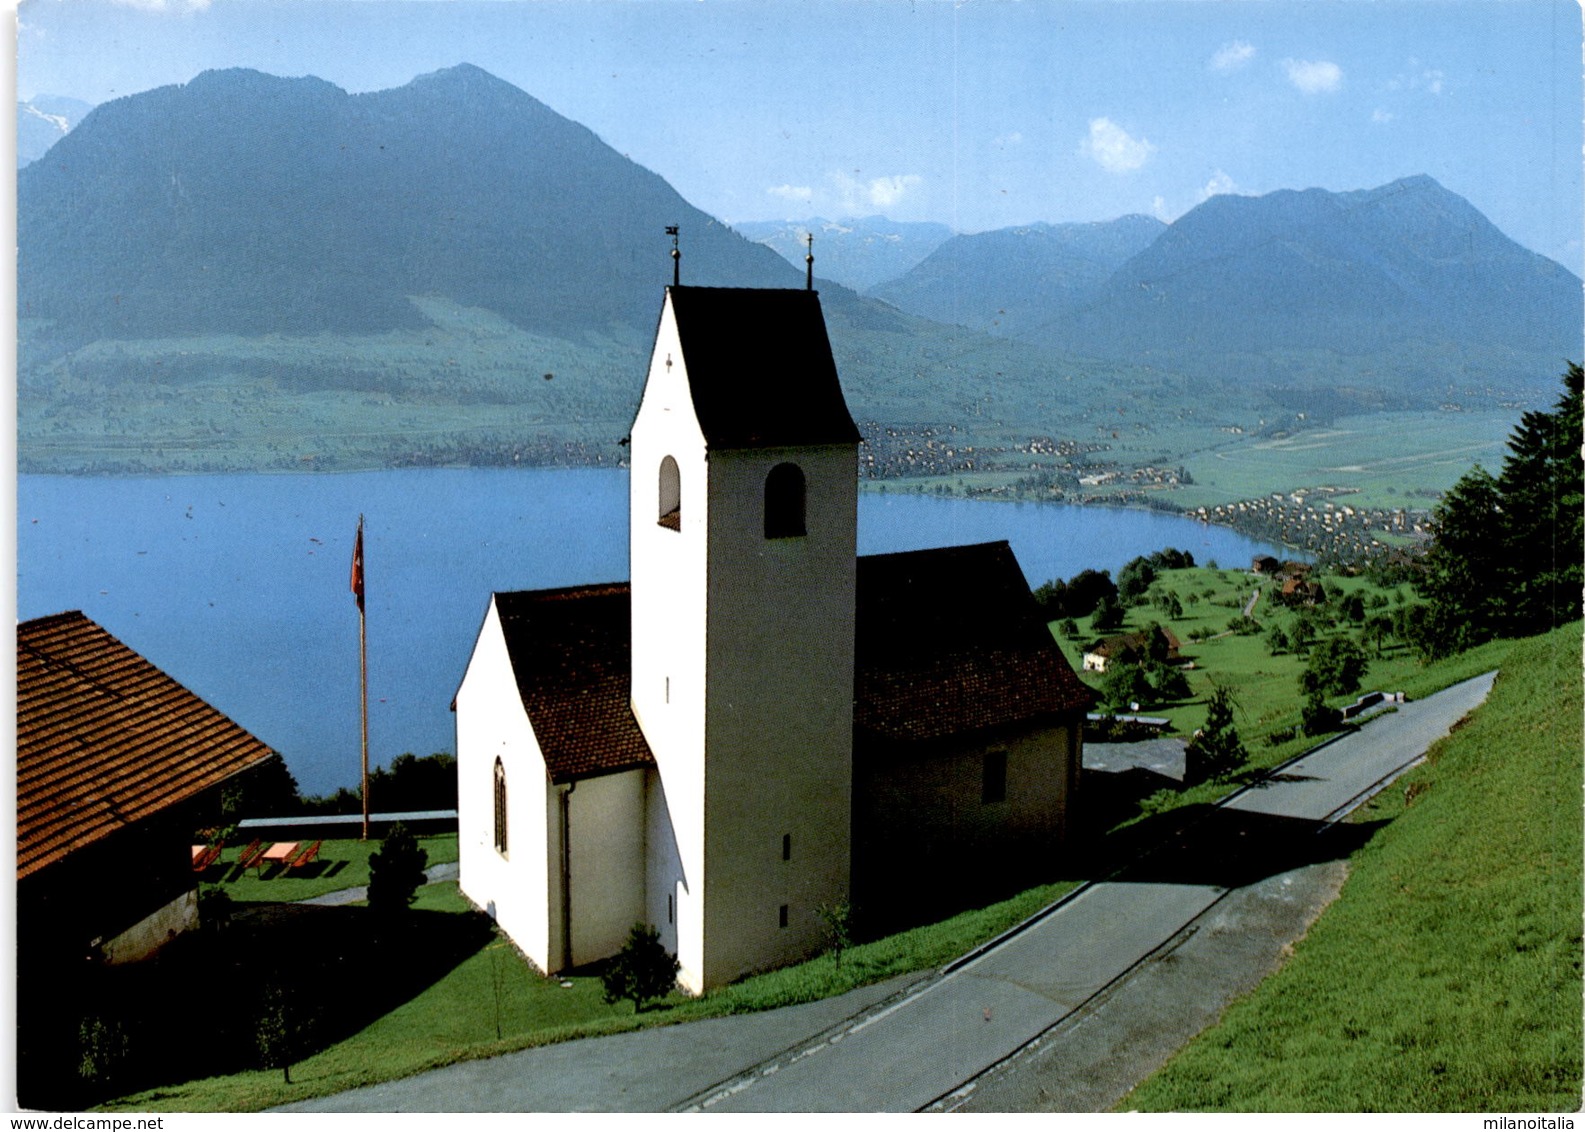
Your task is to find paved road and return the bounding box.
[295,860,459,907]
[285,673,1494,1113]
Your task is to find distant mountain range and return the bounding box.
[733,216,952,292]
[17,95,93,167]
[866,216,1166,338]
[16,64,1583,477]
[836,178,1581,397]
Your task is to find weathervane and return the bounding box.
[667,225,680,287]
[805,232,814,291]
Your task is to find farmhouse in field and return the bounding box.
[1082,626,1181,673]
[16,610,276,966]
[455,285,1092,992]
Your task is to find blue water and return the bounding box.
[18,469,1291,794]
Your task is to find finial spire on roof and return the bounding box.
[805,232,814,291]
[667,225,680,287]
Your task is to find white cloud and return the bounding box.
[993,131,1024,148]
[1283,58,1343,94]
[1082,118,1156,174]
[1200,170,1238,201]
[1212,41,1256,71]
[1152,196,1172,222]
[767,184,813,204]
[109,0,212,10]
[1371,108,1395,124]
[831,171,922,211]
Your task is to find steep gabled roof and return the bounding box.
[492,585,656,784]
[17,611,276,880]
[667,286,862,450]
[855,542,1095,743]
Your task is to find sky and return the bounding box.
[14,0,1585,272]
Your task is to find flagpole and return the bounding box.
[354,514,370,842]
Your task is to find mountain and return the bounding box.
[19,65,803,345]
[867,215,1166,337]
[1033,178,1582,393]
[17,95,93,167]
[734,216,953,292]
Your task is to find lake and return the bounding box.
[18,468,1294,795]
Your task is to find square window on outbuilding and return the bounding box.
[982,750,1007,805]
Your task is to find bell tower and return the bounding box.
[628,285,860,992]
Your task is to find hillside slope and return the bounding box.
[1123,623,1583,1111]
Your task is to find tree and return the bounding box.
[1265,624,1290,656]
[1416,465,1506,654]
[1299,637,1369,699]
[255,980,308,1084]
[1185,686,1246,783]
[367,822,428,917]
[1091,594,1125,632]
[817,899,854,971]
[1099,662,1152,712]
[601,923,680,1012]
[1301,690,1342,737]
[1117,556,1157,605]
[1495,363,1584,635]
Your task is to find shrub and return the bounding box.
[368,822,428,917]
[1186,687,1247,783]
[601,923,680,1013]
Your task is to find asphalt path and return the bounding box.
[284,672,1494,1113]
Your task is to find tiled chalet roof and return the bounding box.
[493,585,656,784]
[667,286,862,450]
[855,542,1095,743]
[17,611,276,880]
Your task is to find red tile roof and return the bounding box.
[855,542,1095,742]
[17,611,276,880]
[492,585,656,784]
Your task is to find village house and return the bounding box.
[455,285,1093,992]
[16,610,277,966]
[1082,626,1181,673]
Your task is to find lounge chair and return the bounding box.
[287,840,322,871]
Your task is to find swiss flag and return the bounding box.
[350,519,365,611]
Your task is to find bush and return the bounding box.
[367,822,428,917]
[1300,637,1369,698]
[1301,690,1343,736]
[601,923,680,1013]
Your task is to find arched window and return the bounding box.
[658,456,681,532]
[493,758,508,856]
[764,462,806,538]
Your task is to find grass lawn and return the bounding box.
[198,834,458,904]
[1119,623,1583,1111]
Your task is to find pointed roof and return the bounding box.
[855,542,1095,742]
[666,286,862,450]
[17,611,277,880]
[491,585,656,784]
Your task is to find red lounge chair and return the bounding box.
[236,839,266,871]
[191,841,224,872]
[287,840,322,871]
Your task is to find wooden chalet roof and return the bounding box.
[492,585,656,785]
[854,542,1095,743]
[667,286,862,450]
[17,611,276,880]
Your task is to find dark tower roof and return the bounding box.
[667,286,862,450]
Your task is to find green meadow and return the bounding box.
[1121,623,1582,1111]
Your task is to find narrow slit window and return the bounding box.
[764,462,806,538]
[779,904,789,929]
[493,757,509,855]
[658,455,681,531]
[782,833,791,861]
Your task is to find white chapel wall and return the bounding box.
[455,599,553,973]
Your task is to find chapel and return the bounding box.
[456,285,1093,992]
